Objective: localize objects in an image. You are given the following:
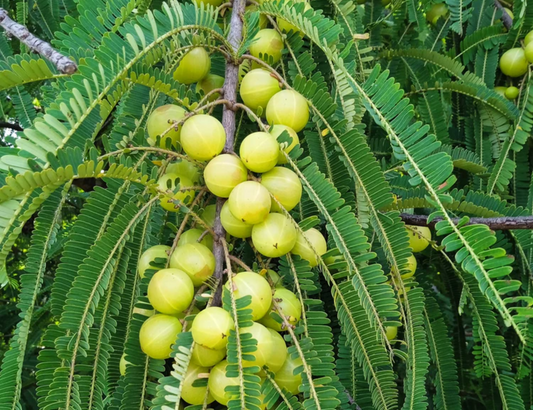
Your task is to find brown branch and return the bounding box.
[494,0,513,29]
[0,8,77,74]
[0,121,23,131]
[212,0,246,307]
[400,213,533,230]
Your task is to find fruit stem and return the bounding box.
[212,0,247,307]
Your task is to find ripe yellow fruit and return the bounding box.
[274,356,302,395]
[505,86,520,100]
[525,30,533,46]
[196,73,225,102]
[265,269,284,288]
[386,326,398,341]
[290,228,327,267]
[208,360,239,405]
[399,254,417,279]
[180,115,226,161]
[260,288,301,331]
[204,154,248,198]
[239,322,274,367]
[239,132,279,173]
[138,245,170,278]
[261,167,302,212]
[220,201,253,238]
[178,228,214,251]
[240,69,282,111]
[201,204,216,227]
[425,3,448,24]
[249,29,284,64]
[147,268,194,315]
[181,363,214,405]
[191,344,226,367]
[146,105,187,149]
[226,271,272,320]
[169,243,215,286]
[252,213,297,258]
[139,314,182,359]
[166,159,201,183]
[270,125,299,164]
[119,353,130,376]
[228,181,272,225]
[264,328,287,373]
[191,307,235,349]
[266,90,309,132]
[277,3,312,35]
[173,47,211,84]
[157,173,196,212]
[192,0,224,6]
[499,48,529,78]
[406,225,431,252]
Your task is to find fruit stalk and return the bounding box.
[212,0,246,306]
[0,8,78,74]
[400,213,533,230]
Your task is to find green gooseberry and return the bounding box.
[146,104,187,149]
[239,132,279,173]
[240,69,281,112]
[290,228,327,267]
[220,201,253,238]
[266,90,309,133]
[252,213,297,258]
[204,154,248,198]
[169,243,215,286]
[249,29,284,65]
[197,73,225,102]
[260,166,302,212]
[173,47,211,84]
[180,114,226,161]
[178,228,214,250]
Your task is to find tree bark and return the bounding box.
[212,0,246,306]
[0,8,77,74]
[0,121,23,131]
[494,0,513,30]
[400,213,533,230]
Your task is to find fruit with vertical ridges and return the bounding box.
[138,245,170,278]
[274,356,303,395]
[191,307,235,349]
[178,228,214,251]
[252,213,297,258]
[400,254,417,279]
[266,90,309,132]
[139,314,182,359]
[181,363,215,405]
[260,288,302,331]
[220,201,253,238]
[147,268,194,315]
[196,73,225,102]
[261,166,302,212]
[249,29,284,64]
[264,328,287,372]
[146,105,187,148]
[239,322,274,367]
[166,159,201,183]
[204,154,248,197]
[201,204,217,227]
[239,132,279,173]
[290,228,327,267]
[225,271,272,320]
[169,243,215,286]
[173,47,211,84]
[406,225,431,252]
[180,115,226,161]
[208,360,239,405]
[270,125,299,164]
[191,344,226,367]
[228,181,272,224]
[157,174,196,212]
[240,69,282,112]
[499,48,529,77]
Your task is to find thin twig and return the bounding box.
[0,8,77,74]
[0,121,23,131]
[212,0,246,307]
[229,254,252,271]
[400,213,533,230]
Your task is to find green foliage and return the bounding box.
[1,0,533,409]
